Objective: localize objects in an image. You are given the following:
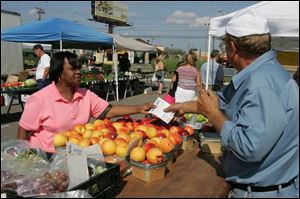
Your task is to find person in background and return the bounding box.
[154,57,165,94]
[165,9,299,198]
[29,44,51,89]
[17,51,154,153]
[201,49,223,91]
[175,51,202,102]
[119,52,131,73]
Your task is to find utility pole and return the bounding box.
[34,7,45,21]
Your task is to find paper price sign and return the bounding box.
[66,142,89,189]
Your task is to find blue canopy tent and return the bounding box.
[1,18,113,50]
[1,18,125,101]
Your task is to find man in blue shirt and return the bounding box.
[165,9,299,198]
[201,49,223,91]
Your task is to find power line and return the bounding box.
[34,7,45,21]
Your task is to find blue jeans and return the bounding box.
[228,177,299,198]
[37,79,51,90]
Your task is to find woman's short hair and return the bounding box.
[224,33,271,58]
[49,51,80,83]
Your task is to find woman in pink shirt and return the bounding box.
[18,51,153,153]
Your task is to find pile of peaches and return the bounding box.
[52,116,194,165]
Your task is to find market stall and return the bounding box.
[110,34,157,101]
[205,1,299,89]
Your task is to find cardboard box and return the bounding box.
[131,165,166,183]
[200,132,222,154]
[181,135,194,150]
[130,159,168,183]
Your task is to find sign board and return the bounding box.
[92,1,128,25]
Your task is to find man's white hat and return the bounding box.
[217,9,270,37]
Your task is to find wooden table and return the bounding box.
[116,144,230,198]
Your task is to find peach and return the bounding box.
[159,138,175,153]
[143,142,156,153]
[64,130,73,138]
[146,126,158,138]
[117,126,129,135]
[98,137,109,146]
[168,132,182,145]
[82,130,93,139]
[103,118,111,126]
[159,129,170,137]
[68,136,81,145]
[112,122,124,131]
[135,125,148,133]
[90,137,100,145]
[130,147,146,162]
[157,133,167,139]
[106,125,117,134]
[169,126,180,134]
[151,137,162,145]
[91,130,103,138]
[114,138,128,147]
[147,139,159,147]
[115,145,129,158]
[101,140,117,155]
[117,132,130,143]
[93,119,105,127]
[95,125,106,131]
[74,124,86,134]
[105,132,118,140]
[53,133,68,147]
[85,123,95,131]
[78,139,91,148]
[146,148,164,164]
[184,125,194,135]
[125,122,135,132]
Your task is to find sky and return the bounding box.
[1,1,259,51]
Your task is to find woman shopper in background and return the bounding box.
[175,51,202,102]
[155,57,165,94]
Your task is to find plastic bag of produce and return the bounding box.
[35,190,92,198]
[13,152,69,197]
[1,140,49,176]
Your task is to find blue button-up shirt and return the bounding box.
[217,50,299,186]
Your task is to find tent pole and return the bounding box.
[206,34,212,90]
[60,39,62,51]
[113,43,119,101]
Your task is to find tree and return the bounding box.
[164,47,185,58]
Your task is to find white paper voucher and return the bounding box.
[149,97,175,123]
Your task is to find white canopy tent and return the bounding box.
[205,1,299,89]
[110,34,157,101]
[111,34,157,52]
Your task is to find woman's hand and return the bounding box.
[139,103,155,114]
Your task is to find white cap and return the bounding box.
[217,9,270,37]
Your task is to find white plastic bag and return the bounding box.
[151,73,157,81]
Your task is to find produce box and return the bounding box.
[70,163,122,198]
[130,159,168,183]
[199,132,222,154]
[181,135,194,150]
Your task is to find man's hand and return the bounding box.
[197,89,226,133]
[163,103,185,115]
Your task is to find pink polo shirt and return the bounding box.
[19,82,109,153]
